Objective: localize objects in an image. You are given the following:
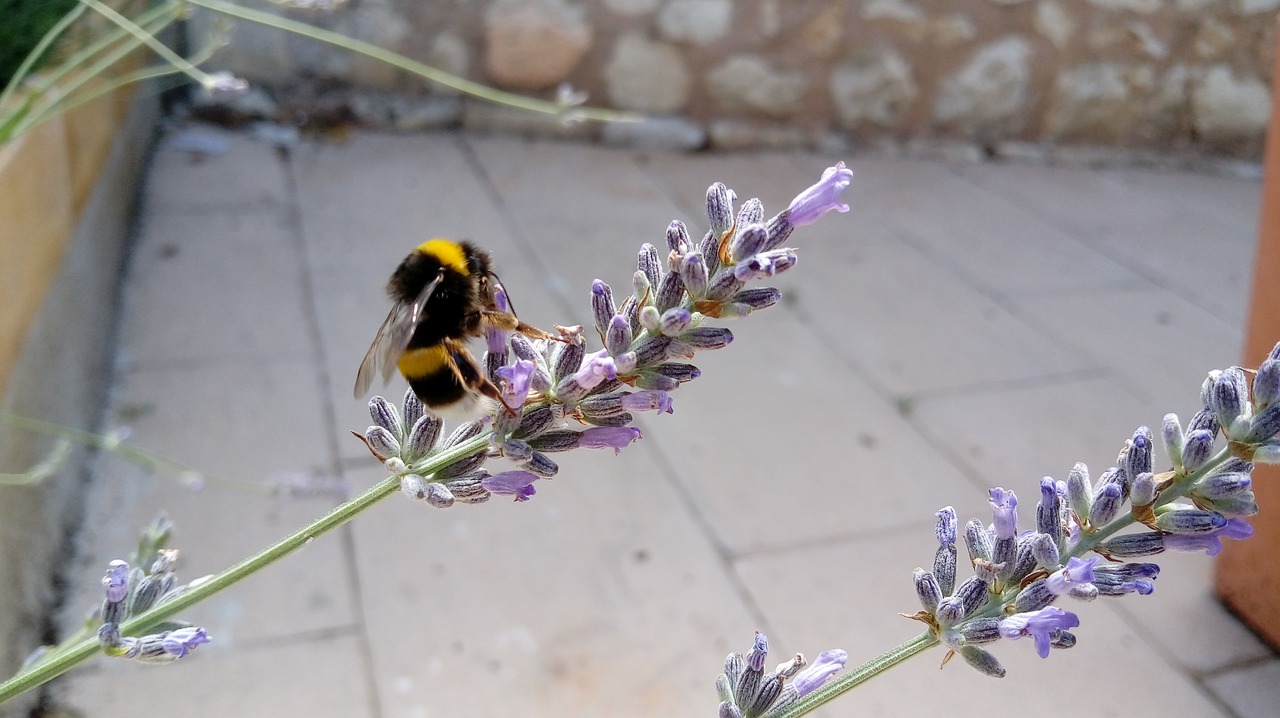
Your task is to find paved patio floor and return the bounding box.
[49,125,1277,717]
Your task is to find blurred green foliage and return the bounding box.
[0,0,80,87]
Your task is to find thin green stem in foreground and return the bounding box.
[0,432,491,705]
[0,413,265,494]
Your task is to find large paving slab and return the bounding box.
[46,125,1270,718]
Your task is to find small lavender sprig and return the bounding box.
[763,345,1280,717]
[95,527,212,664]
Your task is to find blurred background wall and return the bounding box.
[194,0,1276,156]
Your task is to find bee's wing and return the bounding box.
[353,271,444,398]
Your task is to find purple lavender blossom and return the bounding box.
[621,390,674,414]
[787,162,853,226]
[160,627,211,658]
[580,426,642,454]
[999,607,1080,658]
[1045,556,1097,595]
[496,360,535,409]
[103,560,130,603]
[989,488,1018,539]
[481,470,540,502]
[792,649,848,697]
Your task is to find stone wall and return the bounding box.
[200,0,1277,156]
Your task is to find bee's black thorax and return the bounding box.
[387,240,493,348]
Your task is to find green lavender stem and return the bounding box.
[0,432,490,705]
[768,632,939,718]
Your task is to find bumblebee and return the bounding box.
[354,239,555,415]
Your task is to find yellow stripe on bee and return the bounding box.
[398,345,451,379]
[416,238,469,275]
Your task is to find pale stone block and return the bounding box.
[605,33,691,113]
[657,0,733,45]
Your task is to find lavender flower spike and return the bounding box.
[999,607,1080,658]
[787,162,853,227]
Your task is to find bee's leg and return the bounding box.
[480,310,570,343]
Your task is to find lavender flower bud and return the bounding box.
[1126,426,1152,479]
[1068,583,1100,601]
[423,482,456,508]
[98,622,122,648]
[1154,508,1228,534]
[655,271,685,313]
[731,287,782,311]
[591,280,616,338]
[955,576,990,619]
[698,229,722,277]
[1188,408,1220,436]
[964,519,993,563]
[405,415,443,459]
[514,406,557,438]
[637,306,662,336]
[729,224,768,264]
[957,618,1002,645]
[638,244,662,291]
[1052,631,1077,649]
[737,197,764,227]
[1182,429,1216,471]
[1005,538,1039,584]
[369,396,402,437]
[914,568,942,612]
[1099,532,1165,557]
[1014,579,1055,613]
[660,307,693,336]
[1246,404,1280,443]
[1211,367,1248,428]
[364,424,402,460]
[666,220,690,253]
[552,337,586,385]
[443,419,487,448]
[635,373,679,392]
[935,545,957,596]
[1066,462,1092,519]
[680,253,709,299]
[509,332,536,361]
[936,507,958,545]
[401,388,424,433]
[1254,359,1280,408]
[632,335,671,367]
[1030,532,1060,568]
[958,646,1006,678]
[651,362,701,382]
[681,327,734,350]
[707,182,735,237]
[1162,414,1184,472]
[704,271,746,302]
[528,430,581,453]
[1036,477,1061,543]
[127,574,168,616]
[749,676,784,717]
[437,450,486,479]
[1089,482,1123,526]
[606,315,632,357]
[1131,472,1156,507]
[762,212,794,252]
[446,474,492,503]
[719,702,743,718]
